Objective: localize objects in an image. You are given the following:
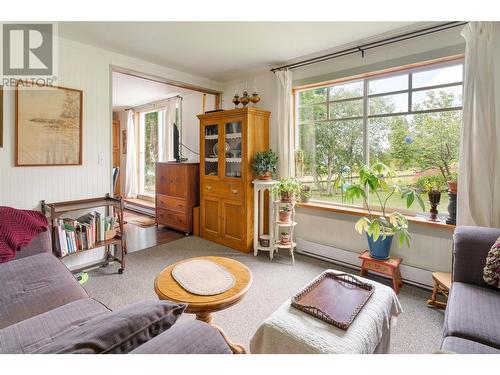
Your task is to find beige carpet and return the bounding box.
[83,236,445,354]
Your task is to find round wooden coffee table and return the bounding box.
[154,256,252,354]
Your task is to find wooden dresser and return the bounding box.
[197,107,270,253]
[155,162,199,234]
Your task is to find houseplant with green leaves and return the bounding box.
[345,162,425,259]
[251,150,278,180]
[422,180,444,221]
[273,177,302,202]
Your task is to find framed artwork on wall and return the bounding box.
[0,85,3,148]
[122,129,127,154]
[15,81,83,166]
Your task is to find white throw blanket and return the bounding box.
[250,270,402,354]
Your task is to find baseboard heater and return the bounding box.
[296,237,433,290]
[124,202,155,216]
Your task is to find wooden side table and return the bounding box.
[427,272,451,308]
[359,251,403,294]
[155,256,253,354]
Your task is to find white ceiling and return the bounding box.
[112,72,195,111]
[60,22,420,82]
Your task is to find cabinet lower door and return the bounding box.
[201,196,220,237]
[221,199,244,243]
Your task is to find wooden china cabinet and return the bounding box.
[197,107,270,253]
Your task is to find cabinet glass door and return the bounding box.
[224,121,242,178]
[204,124,219,177]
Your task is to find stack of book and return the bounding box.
[54,212,117,257]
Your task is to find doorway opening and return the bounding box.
[111,68,219,216]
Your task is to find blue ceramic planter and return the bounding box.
[366,233,393,260]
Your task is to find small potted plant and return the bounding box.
[447,172,458,194]
[251,150,278,180]
[446,172,458,225]
[423,182,443,221]
[273,177,301,202]
[300,184,311,203]
[279,205,292,223]
[280,232,291,244]
[345,163,425,260]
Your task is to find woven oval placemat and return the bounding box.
[171,259,236,295]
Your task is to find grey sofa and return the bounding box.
[440,226,500,354]
[0,231,231,354]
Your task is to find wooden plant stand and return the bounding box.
[359,250,403,294]
[427,272,451,309]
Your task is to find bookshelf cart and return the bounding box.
[41,194,127,274]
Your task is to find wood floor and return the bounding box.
[123,209,184,253]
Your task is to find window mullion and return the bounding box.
[362,79,369,210]
[408,73,413,112]
[326,86,330,120]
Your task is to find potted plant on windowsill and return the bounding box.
[423,182,444,221]
[251,150,278,180]
[446,172,458,225]
[273,177,302,203]
[447,172,458,194]
[300,184,311,203]
[345,163,425,260]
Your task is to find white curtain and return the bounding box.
[275,69,295,178]
[124,110,138,198]
[159,98,180,162]
[458,22,500,227]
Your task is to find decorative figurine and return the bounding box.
[250,92,261,106]
[232,94,240,108]
[240,91,251,107]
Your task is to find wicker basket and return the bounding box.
[105,228,117,241]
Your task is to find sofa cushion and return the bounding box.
[441,336,500,354]
[0,298,110,354]
[35,300,186,354]
[444,282,500,349]
[14,230,52,260]
[0,253,88,329]
[130,320,232,354]
[483,236,500,288]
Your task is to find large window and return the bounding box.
[295,60,463,214]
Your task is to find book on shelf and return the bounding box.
[54,212,118,257]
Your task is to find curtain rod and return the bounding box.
[125,95,182,112]
[271,21,468,72]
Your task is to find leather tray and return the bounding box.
[291,272,374,330]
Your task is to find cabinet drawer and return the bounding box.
[202,180,243,200]
[364,260,391,275]
[157,209,187,230]
[156,194,186,213]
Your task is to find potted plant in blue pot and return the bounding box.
[345,163,425,260]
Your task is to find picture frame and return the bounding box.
[122,129,127,154]
[15,81,83,166]
[0,86,3,148]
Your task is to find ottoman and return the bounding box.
[250,270,402,354]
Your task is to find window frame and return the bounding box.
[138,109,162,197]
[293,55,464,215]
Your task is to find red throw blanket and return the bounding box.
[0,207,48,263]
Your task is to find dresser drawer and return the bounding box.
[156,194,186,213]
[157,209,187,230]
[202,180,243,200]
[363,260,391,275]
